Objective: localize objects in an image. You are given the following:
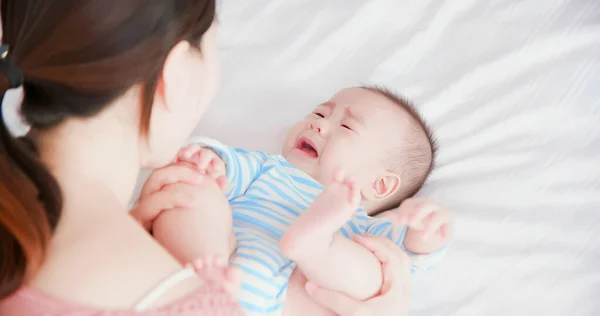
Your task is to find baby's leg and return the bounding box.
[153,178,235,264]
[280,175,382,300]
[283,269,337,316]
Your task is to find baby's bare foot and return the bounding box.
[190,256,240,297]
[280,171,361,260]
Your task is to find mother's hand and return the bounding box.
[130,161,211,231]
[305,235,412,316]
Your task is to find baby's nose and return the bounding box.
[309,122,328,135]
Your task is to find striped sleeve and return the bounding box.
[187,137,269,201]
[365,218,448,272]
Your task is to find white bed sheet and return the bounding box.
[197,1,600,315]
[2,0,599,315]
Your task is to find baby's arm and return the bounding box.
[280,174,383,300]
[386,198,453,258]
[151,139,269,264]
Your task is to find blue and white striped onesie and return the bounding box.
[192,138,445,316]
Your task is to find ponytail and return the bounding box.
[0,45,63,298]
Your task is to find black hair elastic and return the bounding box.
[0,44,24,89]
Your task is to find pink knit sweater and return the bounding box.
[0,284,243,316]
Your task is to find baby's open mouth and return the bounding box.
[295,138,319,158]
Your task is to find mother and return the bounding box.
[0,0,412,315]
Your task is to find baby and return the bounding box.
[149,86,452,315]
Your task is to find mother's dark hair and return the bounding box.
[0,0,215,298]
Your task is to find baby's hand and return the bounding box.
[387,198,452,255]
[188,256,240,298]
[177,144,229,191]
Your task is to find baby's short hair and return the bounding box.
[361,85,438,211]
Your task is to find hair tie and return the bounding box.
[0,44,24,89]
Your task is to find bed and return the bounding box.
[3,0,599,315]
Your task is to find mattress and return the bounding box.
[3,0,599,315]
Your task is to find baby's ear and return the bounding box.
[362,171,401,201]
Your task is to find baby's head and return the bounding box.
[283,86,437,213]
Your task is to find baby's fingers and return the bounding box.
[387,210,407,226]
[207,158,227,178]
[190,256,240,297]
[190,151,213,172]
[331,169,345,183]
[341,178,360,205]
[215,175,231,192]
[178,144,204,161]
[423,211,451,239]
[191,256,227,281]
[394,199,443,230]
[387,208,424,230]
[387,199,417,225]
[224,267,241,298]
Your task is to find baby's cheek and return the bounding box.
[287,122,305,140]
[321,152,351,176]
[346,151,378,180]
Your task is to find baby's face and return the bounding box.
[283,87,410,188]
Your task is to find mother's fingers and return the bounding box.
[131,185,193,230]
[140,163,205,197]
[354,235,410,265]
[305,282,360,316]
[132,182,204,228]
[379,254,412,296]
[353,235,412,294]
